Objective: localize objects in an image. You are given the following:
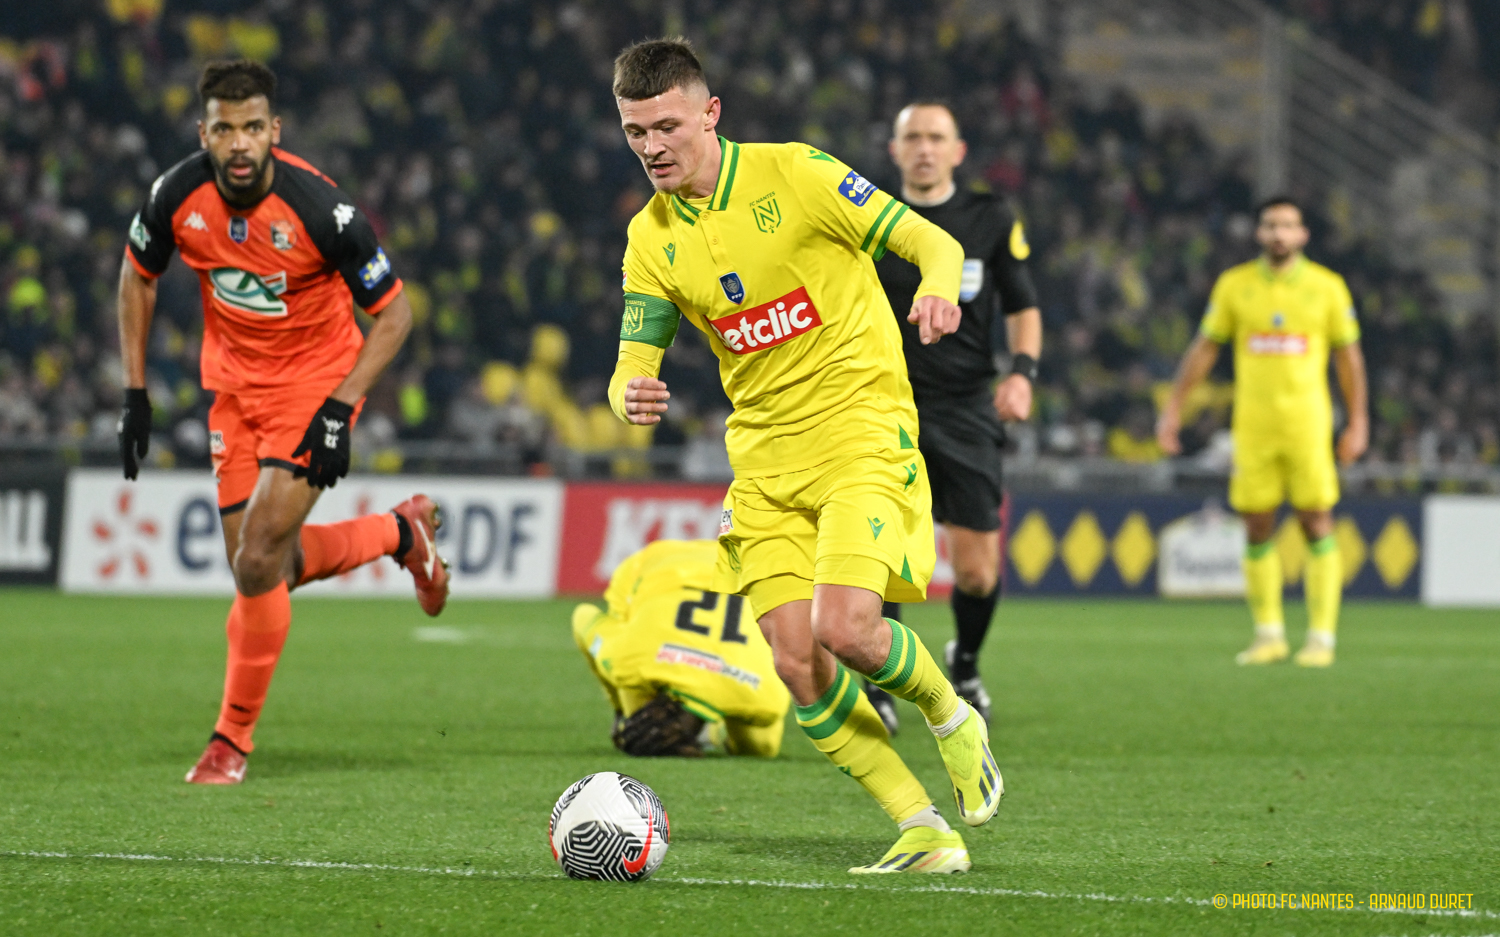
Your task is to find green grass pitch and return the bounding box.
[1,590,1496,936]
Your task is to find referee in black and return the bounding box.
[868,101,1041,733]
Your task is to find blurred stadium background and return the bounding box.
[1,0,1499,601]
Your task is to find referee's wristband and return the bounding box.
[1009,353,1038,384]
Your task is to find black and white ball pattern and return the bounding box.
[548,772,670,882]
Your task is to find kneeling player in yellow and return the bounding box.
[572,539,789,758]
[607,39,1001,874]
[1159,197,1369,667]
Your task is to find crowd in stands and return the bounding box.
[0,0,1495,480]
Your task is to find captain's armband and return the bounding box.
[621,293,681,349]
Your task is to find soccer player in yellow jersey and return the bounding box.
[1158,197,1369,668]
[607,39,1002,874]
[571,539,789,758]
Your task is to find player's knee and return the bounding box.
[232,543,284,595]
[951,560,998,597]
[809,608,867,665]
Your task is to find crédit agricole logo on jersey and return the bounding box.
[208,267,290,317]
[707,286,822,354]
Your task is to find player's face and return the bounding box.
[1256,204,1308,263]
[618,85,721,196]
[889,106,966,192]
[199,96,281,202]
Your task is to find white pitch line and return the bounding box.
[5,851,1495,921]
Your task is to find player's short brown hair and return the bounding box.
[199,60,277,112]
[1256,195,1303,222]
[612,37,708,101]
[895,99,962,137]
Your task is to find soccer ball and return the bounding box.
[548,772,670,881]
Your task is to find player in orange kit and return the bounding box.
[117,60,450,784]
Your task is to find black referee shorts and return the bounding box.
[916,393,1006,533]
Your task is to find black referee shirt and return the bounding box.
[875,185,1039,402]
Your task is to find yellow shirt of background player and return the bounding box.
[1199,255,1360,440]
[613,137,963,478]
[572,539,789,731]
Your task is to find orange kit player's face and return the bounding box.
[1256,204,1309,264]
[199,95,282,204]
[618,84,721,197]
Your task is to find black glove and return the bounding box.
[117,388,152,480]
[292,396,355,489]
[611,694,705,757]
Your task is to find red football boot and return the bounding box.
[392,494,450,616]
[185,734,247,784]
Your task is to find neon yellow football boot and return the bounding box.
[1235,636,1290,665]
[1294,633,1335,668]
[933,703,1002,827]
[849,826,971,874]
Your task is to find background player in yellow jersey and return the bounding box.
[571,539,789,758]
[607,39,1002,874]
[1158,197,1369,667]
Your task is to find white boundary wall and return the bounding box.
[59,470,562,598]
[1421,495,1500,607]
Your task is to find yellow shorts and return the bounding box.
[713,448,936,614]
[1229,432,1340,513]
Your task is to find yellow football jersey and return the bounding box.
[572,539,789,728]
[1199,255,1360,439]
[610,136,963,477]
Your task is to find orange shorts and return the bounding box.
[208,382,363,513]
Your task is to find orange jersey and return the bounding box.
[126,148,402,393]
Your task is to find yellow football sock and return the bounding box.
[1304,535,1342,636]
[1244,540,1284,630]
[869,618,962,730]
[797,664,932,823]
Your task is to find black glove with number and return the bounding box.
[611,693,705,757]
[117,388,152,480]
[292,396,355,489]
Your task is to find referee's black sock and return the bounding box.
[949,586,999,681]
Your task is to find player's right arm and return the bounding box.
[610,221,681,425]
[791,147,964,343]
[1157,273,1233,455]
[116,173,183,479]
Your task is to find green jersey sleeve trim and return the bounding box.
[621,293,681,348]
[871,203,909,261]
[859,200,898,253]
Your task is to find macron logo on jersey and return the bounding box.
[708,286,822,355]
[839,171,878,206]
[1247,333,1309,356]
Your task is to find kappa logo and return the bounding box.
[663,243,676,266]
[183,212,208,232]
[868,517,886,540]
[208,267,289,317]
[707,286,822,354]
[751,192,781,233]
[839,171,878,207]
[333,203,356,233]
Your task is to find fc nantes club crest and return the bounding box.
[751,192,782,233]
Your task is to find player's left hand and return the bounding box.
[293,397,355,489]
[993,374,1033,422]
[908,295,960,345]
[1337,418,1369,465]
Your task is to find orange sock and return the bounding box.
[297,514,400,585]
[214,583,293,754]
